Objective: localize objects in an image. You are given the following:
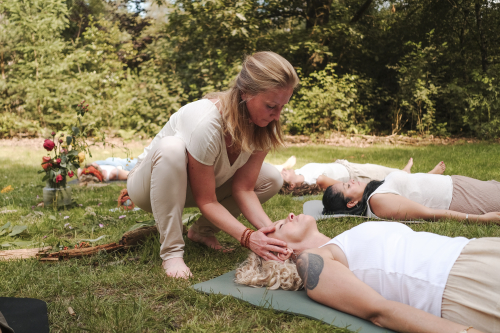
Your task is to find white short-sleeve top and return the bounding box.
[366,171,454,218]
[320,222,470,317]
[295,162,350,185]
[137,99,253,187]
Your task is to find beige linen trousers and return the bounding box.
[127,136,283,261]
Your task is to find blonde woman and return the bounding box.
[236,213,500,333]
[127,52,299,278]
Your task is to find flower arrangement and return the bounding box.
[39,101,96,188]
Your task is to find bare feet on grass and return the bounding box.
[162,257,192,279]
[402,158,414,173]
[429,161,446,175]
[187,228,234,253]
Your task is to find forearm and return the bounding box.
[423,209,482,222]
[198,201,247,240]
[374,300,482,333]
[233,190,273,229]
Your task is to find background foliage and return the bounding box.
[1,0,499,138]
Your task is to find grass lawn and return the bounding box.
[1,141,500,332]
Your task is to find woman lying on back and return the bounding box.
[322,170,500,223]
[236,213,500,333]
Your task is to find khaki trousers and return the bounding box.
[442,238,500,333]
[335,159,400,183]
[127,136,283,261]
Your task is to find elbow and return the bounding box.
[367,311,385,328]
[365,301,393,329]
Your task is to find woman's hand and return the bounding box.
[248,225,287,261]
[479,212,500,223]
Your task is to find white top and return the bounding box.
[321,222,470,317]
[366,171,454,218]
[295,162,350,185]
[137,99,252,187]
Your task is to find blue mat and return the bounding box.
[192,270,395,332]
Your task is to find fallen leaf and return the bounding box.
[68,307,76,316]
[1,185,14,193]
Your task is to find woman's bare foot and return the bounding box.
[187,228,233,253]
[162,257,192,279]
[402,158,414,173]
[428,161,446,174]
[282,156,297,170]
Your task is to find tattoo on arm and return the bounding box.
[296,253,324,290]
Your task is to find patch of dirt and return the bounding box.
[0,137,152,150]
[0,134,492,150]
[283,134,491,147]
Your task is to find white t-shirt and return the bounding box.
[295,162,350,185]
[366,171,454,218]
[321,222,470,317]
[137,99,252,187]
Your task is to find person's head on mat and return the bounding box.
[236,213,497,333]
[322,179,379,216]
[279,179,323,196]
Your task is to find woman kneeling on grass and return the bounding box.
[235,213,500,333]
[322,170,500,223]
[127,51,299,278]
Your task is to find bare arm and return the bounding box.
[232,150,273,229]
[316,175,342,190]
[369,193,500,223]
[187,152,287,260]
[297,248,483,333]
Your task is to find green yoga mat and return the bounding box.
[192,271,395,333]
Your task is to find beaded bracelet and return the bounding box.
[240,228,251,247]
[244,230,254,249]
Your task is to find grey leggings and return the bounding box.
[127,136,283,261]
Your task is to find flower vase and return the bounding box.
[43,181,72,208]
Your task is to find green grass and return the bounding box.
[1,142,500,332]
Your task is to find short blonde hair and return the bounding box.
[206,52,299,153]
[234,252,303,291]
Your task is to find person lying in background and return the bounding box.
[322,170,500,223]
[236,213,499,333]
[278,156,446,195]
[77,157,137,182]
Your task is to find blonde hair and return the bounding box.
[234,253,303,291]
[205,52,299,153]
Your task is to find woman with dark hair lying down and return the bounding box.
[235,213,500,333]
[321,170,500,223]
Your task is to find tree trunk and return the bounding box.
[306,0,332,29]
[351,0,375,23]
[474,0,488,72]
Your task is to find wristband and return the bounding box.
[244,230,254,249]
[240,228,251,247]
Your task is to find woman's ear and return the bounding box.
[240,91,247,102]
[346,200,358,208]
[276,248,293,261]
[289,182,296,189]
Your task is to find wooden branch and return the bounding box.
[0,247,52,261]
[120,226,158,247]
